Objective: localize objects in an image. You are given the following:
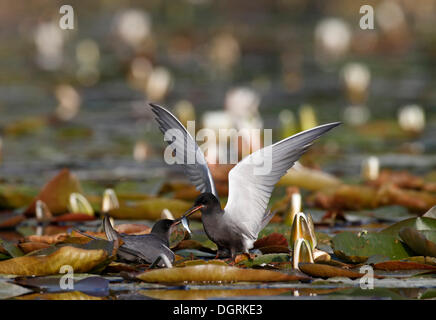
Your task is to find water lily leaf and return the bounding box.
[345,206,413,223]
[423,206,436,219]
[140,288,291,300]
[115,223,151,235]
[0,280,31,299]
[373,260,436,271]
[380,217,436,238]
[18,242,51,254]
[24,169,83,216]
[0,238,24,257]
[405,256,436,266]
[108,198,192,220]
[0,185,36,209]
[298,263,365,279]
[238,253,290,268]
[136,264,308,283]
[0,246,108,276]
[331,232,413,263]
[16,291,103,300]
[254,233,289,250]
[0,212,25,229]
[0,253,9,261]
[175,259,227,267]
[14,276,109,296]
[27,239,114,258]
[278,166,342,191]
[420,289,436,299]
[24,234,68,244]
[52,213,95,222]
[399,227,436,258]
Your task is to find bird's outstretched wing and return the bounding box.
[224,122,341,239]
[149,103,219,199]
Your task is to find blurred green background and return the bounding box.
[0,0,435,185]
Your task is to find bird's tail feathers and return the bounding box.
[103,214,120,242]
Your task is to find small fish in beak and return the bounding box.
[180,216,192,235]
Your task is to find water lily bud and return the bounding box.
[306,212,317,249]
[145,67,172,101]
[35,200,52,222]
[225,87,260,120]
[284,192,301,227]
[102,189,119,213]
[68,193,94,216]
[208,33,240,73]
[290,212,313,249]
[161,208,175,220]
[299,104,318,131]
[361,156,380,181]
[34,22,64,70]
[292,238,314,270]
[115,9,151,48]
[314,18,351,65]
[341,63,371,104]
[398,105,425,133]
[55,85,81,121]
[133,140,149,162]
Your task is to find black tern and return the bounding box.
[150,103,340,258]
[103,215,184,267]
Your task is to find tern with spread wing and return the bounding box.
[150,103,340,258]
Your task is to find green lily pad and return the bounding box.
[238,253,290,268]
[399,227,436,258]
[0,238,24,257]
[345,205,413,224]
[380,217,436,238]
[331,232,413,263]
[420,289,436,299]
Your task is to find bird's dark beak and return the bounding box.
[182,204,204,218]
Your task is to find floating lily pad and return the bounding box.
[331,232,413,263]
[237,253,290,268]
[399,227,436,258]
[0,238,24,257]
[136,264,309,283]
[0,246,108,276]
[298,263,365,279]
[380,217,436,238]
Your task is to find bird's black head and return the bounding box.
[193,192,220,208]
[150,219,180,242]
[182,192,221,218]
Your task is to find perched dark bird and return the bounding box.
[103,215,182,267]
[150,103,340,258]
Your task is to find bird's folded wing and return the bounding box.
[121,235,174,263]
[149,103,219,199]
[224,122,341,239]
